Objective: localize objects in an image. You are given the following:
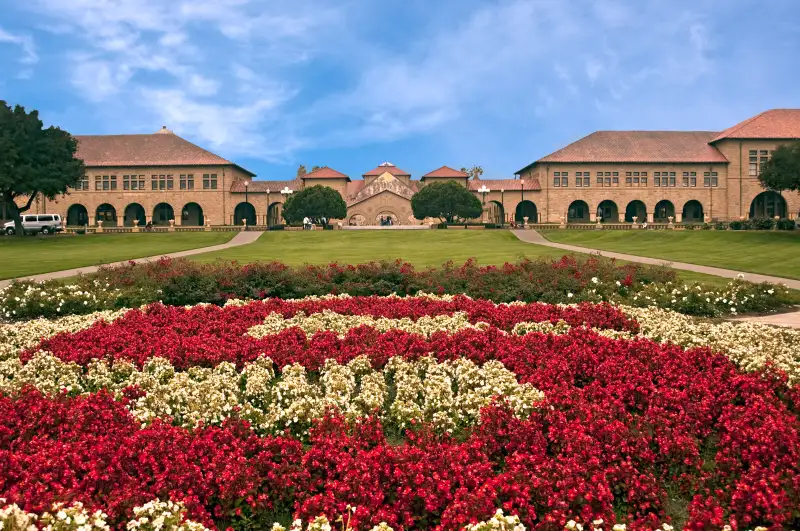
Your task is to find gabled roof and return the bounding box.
[517,131,727,173]
[468,179,541,192]
[304,166,350,181]
[711,109,800,142]
[421,166,469,179]
[363,162,411,177]
[230,179,298,193]
[76,127,256,176]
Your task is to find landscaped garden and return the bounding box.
[540,230,800,280]
[1,254,799,530]
[0,232,234,280]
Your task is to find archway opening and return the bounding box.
[376,212,399,226]
[267,202,283,227]
[124,203,146,227]
[682,200,704,222]
[66,204,88,226]
[625,200,647,222]
[515,200,537,223]
[597,200,618,223]
[181,203,204,226]
[349,214,366,226]
[153,203,175,226]
[654,200,675,222]
[488,201,505,225]
[749,191,787,219]
[96,203,117,226]
[234,202,256,226]
[567,200,590,223]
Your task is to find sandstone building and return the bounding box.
[3,109,799,227]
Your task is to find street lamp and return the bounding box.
[266,188,270,227]
[500,189,505,226]
[477,185,490,224]
[244,181,250,226]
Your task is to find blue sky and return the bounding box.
[1,0,798,181]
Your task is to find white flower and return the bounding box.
[567,293,574,298]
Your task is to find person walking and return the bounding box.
[303,216,310,230]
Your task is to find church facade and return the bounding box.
[5,109,800,227]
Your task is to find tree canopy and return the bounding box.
[411,180,483,223]
[460,165,484,180]
[296,165,307,178]
[0,102,85,235]
[758,142,800,192]
[282,185,347,225]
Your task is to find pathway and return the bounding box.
[0,231,264,289]
[512,229,800,329]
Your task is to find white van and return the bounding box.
[3,214,63,235]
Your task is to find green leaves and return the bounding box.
[411,180,482,223]
[282,185,347,224]
[758,142,800,192]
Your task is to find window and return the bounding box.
[625,177,632,186]
[123,174,145,190]
[553,172,561,187]
[641,177,647,186]
[704,171,719,187]
[633,177,640,185]
[75,175,89,191]
[612,177,619,186]
[180,174,195,190]
[626,172,632,177]
[575,171,590,187]
[151,175,173,190]
[641,171,647,176]
[597,177,604,186]
[633,172,640,176]
[605,172,611,176]
[576,176,582,187]
[682,171,697,187]
[203,173,218,190]
[94,175,116,191]
[561,176,568,187]
[605,177,611,186]
[612,172,618,176]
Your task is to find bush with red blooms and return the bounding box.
[28,297,637,368]
[3,297,800,530]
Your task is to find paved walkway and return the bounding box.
[0,231,263,289]
[512,229,800,329]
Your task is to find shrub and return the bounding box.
[750,216,776,230]
[777,218,797,230]
[714,222,728,230]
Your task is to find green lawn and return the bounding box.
[0,232,234,280]
[194,230,732,286]
[540,230,800,280]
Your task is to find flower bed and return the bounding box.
[1,296,799,530]
[1,257,795,321]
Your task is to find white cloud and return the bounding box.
[0,26,38,64]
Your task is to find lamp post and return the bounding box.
[281,187,293,225]
[519,179,525,224]
[266,188,270,227]
[500,189,505,226]
[244,181,250,227]
[478,185,490,224]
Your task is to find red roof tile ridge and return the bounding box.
[711,110,771,142]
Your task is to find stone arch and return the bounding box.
[749,191,787,219]
[567,200,590,223]
[66,204,88,226]
[233,202,256,226]
[682,200,704,222]
[124,203,146,227]
[153,202,175,226]
[515,200,537,223]
[348,214,366,226]
[596,200,618,223]
[487,200,505,225]
[267,201,283,227]
[624,200,647,222]
[95,203,117,226]
[375,211,399,225]
[181,203,204,226]
[654,200,675,222]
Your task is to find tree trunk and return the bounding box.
[3,191,35,238]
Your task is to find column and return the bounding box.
[675,213,683,223]
[589,212,597,222]
[647,212,654,223]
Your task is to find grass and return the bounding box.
[0,232,234,280]
[194,230,733,287]
[540,230,800,280]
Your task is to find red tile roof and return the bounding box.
[468,179,541,191]
[76,128,255,176]
[421,166,469,179]
[345,180,367,197]
[523,131,727,171]
[711,109,800,142]
[304,166,350,180]
[363,162,411,176]
[230,179,298,193]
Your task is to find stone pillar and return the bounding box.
[205,218,212,231]
[89,215,96,227]
[618,213,624,223]
[168,219,176,232]
[559,216,566,229]
[589,212,597,222]
[647,212,654,223]
[675,213,682,223]
[132,220,140,233]
[145,215,153,224]
[97,220,104,233]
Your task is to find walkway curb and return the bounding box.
[0,231,264,289]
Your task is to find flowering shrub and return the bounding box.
[3,257,794,320]
[1,297,799,530]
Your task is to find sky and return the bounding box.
[1,0,799,182]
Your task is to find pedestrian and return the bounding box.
[303,216,310,230]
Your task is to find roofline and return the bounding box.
[83,162,256,177]
[709,136,800,144]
